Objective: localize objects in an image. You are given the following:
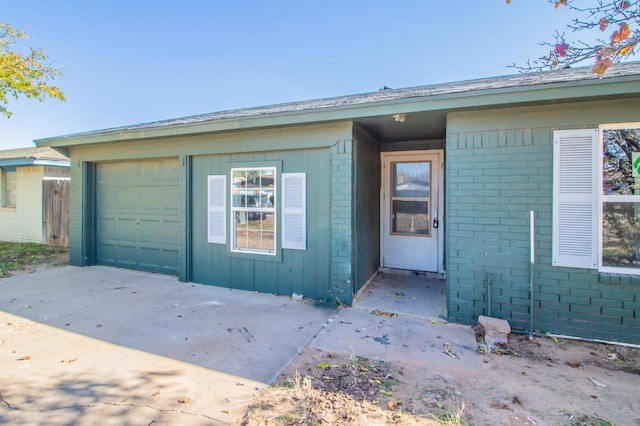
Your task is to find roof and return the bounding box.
[0,147,70,168]
[37,61,640,147]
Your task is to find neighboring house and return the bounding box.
[0,147,70,246]
[37,63,640,344]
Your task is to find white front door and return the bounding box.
[381,151,443,272]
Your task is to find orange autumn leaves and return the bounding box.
[611,22,631,45]
[594,21,634,75]
[507,0,638,75]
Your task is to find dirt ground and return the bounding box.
[244,332,640,425]
[4,249,69,277]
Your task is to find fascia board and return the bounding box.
[32,159,71,167]
[0,159,70,167]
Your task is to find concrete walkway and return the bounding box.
[0,266,480,425]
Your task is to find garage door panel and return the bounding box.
[115,188,139,210]
[162,187,179,209]
[138,159,179,184]
[96,243,116,265]
[139,247,179,273]
[114,217,138,237]
[96,159,179,275]
[137,218,179,242]
[140,187,179,212]
[98,217,116,235]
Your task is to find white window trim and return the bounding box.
[230,167,277,256]
[598,122,640,275]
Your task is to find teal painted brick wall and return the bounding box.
[329,139,354,304]
[446,98,640,344]
[68,159,84,266]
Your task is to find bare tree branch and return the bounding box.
[508,0,639,74]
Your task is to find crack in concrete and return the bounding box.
[103,402,229,423]
[0,390,230,424]
[1,389,93,413]
[0,390,14,410]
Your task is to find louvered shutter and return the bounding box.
[552,129,599,269]
[282,173,306,250]
[207,175,226,244]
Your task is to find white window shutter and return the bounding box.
[207,175,226,244]
[282,172,306,250]
[552,129,599,269]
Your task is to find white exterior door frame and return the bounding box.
[380,150,444,273]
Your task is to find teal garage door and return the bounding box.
[96,159,180,274]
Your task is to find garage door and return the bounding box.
[96,159,180,274]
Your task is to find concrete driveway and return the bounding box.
[0,266,335,424]
[0,266,479,425]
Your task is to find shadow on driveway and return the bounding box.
[0,265,335,384]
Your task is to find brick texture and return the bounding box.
[329,139,354,304]
[446,128,640,344]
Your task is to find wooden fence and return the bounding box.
[43,179,70,247]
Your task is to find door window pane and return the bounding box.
[393,162,430,198]
[392,200,429,234]
[391,161,431,236]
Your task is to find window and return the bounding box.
[601,125,640,272]
[1,169,16,208]
[553,124,640,274]
[231,167,276,255]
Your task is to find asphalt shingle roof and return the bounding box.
[0,146,69,161]
[44,61,640,140]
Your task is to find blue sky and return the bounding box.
[0,1,582,149]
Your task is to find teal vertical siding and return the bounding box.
[68,159,86,267]
[446,97,640,344]
[353,125,381,293]
[191,148,332,299]
[65,122,352,299]
[179,156,191,281]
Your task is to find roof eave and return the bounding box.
[35,74,640,148]
[0,158,71,168]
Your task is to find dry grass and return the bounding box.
[242,355,464,426]
[0,241,68,277]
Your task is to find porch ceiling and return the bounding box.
[354,109,447,143]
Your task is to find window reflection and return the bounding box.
[603,128,640,195]
[231,166,276,254]
[602,202,640,269]
[391,162,431,236]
